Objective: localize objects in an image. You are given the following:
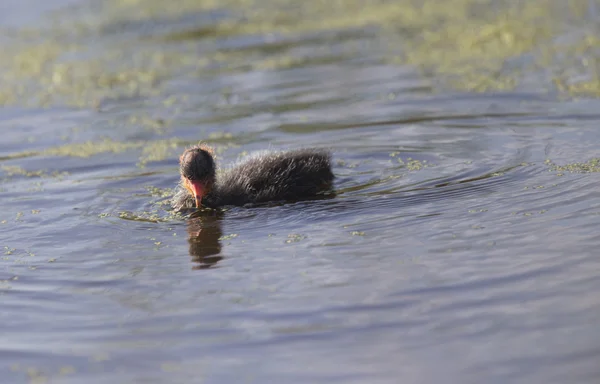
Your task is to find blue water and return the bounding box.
[1,1,600,383]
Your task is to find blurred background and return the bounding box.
[1,0,600,383]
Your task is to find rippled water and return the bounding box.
[2,0,600,383]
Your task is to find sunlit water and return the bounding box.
[1,1,600,383]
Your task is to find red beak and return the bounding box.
[189,181,205,208]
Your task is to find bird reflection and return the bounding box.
[186,210,223,270]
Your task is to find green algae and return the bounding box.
[0,165,45,177]
[117,210,177,223]
[127,114,169,134]
[144,186,176,208]
[397,1,556,92]
[546,158,600,174]
[43,138,141,158]
[0,0,598,110]
[145,186,175,198]
[218,233,238,241]
[0,41,163,108]
[2,137,222,170]
[0,164,69,181]
[39,137,230,166]
[72,0,600,96]
[138,139,182,167]
[397,157,432,171]
[285,233,306,243]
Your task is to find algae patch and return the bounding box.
[397,157,432,171]
[80,0,600,96]
[0,165,69,180]
[0,0,599,109]
[4,137,200,169]
[0,165,45,178]
[43,138,141,158]
[545,158,600,174]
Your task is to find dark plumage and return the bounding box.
[172,144,334,210]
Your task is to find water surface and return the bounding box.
[1,0,600,383]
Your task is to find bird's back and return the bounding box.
[206,149,333,207]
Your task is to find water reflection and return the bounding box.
[186,210,223,269]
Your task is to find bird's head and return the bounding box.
[179,144,216,208]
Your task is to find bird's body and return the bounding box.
[172,146,333,211]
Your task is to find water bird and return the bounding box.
[172,144,334,210]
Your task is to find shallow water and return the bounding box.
[2,0,600,383]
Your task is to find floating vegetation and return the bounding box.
[545,158,600,174]
[138,139,181,167]
[0,165,44,178]
[468,209,488,213]
[127,114,169,134]
[118,210,162,223]
[0,165,69,182]
[143,186,178,208]
[0,0,596,110]
[285,234,306,243]
[3,138,227,170]
[397,157,432,171]
[116,207,185,223]
[145,186,175,198]
[218,233,238,241]
[43,138,142,158]
[118,210,167,223]
[1,246,37,259]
